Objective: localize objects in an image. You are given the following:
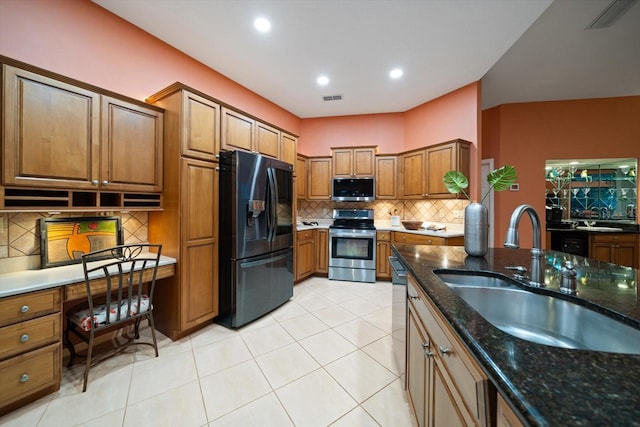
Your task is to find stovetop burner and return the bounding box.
[330,208,375,230]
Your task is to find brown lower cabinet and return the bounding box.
[589,233,638,268]
[376,231,392,280]
[406,275,494,427]
[497,394,525,427]
[316,229,329,274]
[393,231,464,247]
[0,288,62,415]
[295,229,316,282]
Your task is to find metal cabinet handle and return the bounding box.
[20,334,29,343]
[422,342,434,357]
[102,180,109,186]
[20,305,29,313]
[409,295,419,300]
[438,346,452,356]
[91,179,99,186]
[20,374,29,383]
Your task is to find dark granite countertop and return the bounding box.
[392,244,640,427]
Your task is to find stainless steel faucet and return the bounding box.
[504,204,545,287]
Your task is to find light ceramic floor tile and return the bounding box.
[240,322,295,357]
[189,322,239,348]
[299,329,358,366]
[325,350,397,402]
[334,318,388,348]
[82,409,125,427]
[200,359,272,421]
[294,293,335,312]
[128,350,198,405]
[192,334,252,378]
[361,378,415,427]
[123,381,207,427]
[340,298,385,317]
[270,300,309,322]
[310,304,359,327]
[362,306,394,333]
[38,363,132,427]
[276,369,357,427]
[279,312,329,340]
[330,406,379,427]
[0,394,52,427]
[362,334,404,376]
[210,392,293,427]
[255,342,320,389]
[7,277,415,427]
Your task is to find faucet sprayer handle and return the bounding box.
[560,260,578,295]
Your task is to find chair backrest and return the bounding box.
[81,243,162,328]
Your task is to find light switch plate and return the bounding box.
[510,183,520,191]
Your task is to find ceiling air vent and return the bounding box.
[586,0,638,29]
[323,95,343,101]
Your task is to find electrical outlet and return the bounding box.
[453,210,464,219]
[439,209,444,219]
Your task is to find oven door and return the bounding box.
[329,228,376,269]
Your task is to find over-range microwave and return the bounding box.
[331,177,375,202]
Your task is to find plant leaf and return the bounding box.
[487,165,517,192]
[443,170,469,193]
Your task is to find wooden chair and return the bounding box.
[63,243,162,392]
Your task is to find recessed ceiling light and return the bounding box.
[254,17,271,33]
[389,68,403,79]
[317,75,329,86]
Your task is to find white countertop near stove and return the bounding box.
[296,218,464,238]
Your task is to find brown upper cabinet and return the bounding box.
[255,121,280,159]
[2,65,163,193]
[375,155,398,199]
[281,133,297,169]
[307,157,332,200]
[221,107,254,153]
[331,146,377,178]
[296,154,308,199]
[147,87,221,162]
[401,139,470,199]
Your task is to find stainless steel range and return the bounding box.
[329,209,376,283]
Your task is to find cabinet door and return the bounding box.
[376,156,397,199]
[376,241,392,279]
[2,65,99,189]
[497,394,524,427]
[296,155,307,199]
[332,149,354,177]
[401,150,427,199]
[353,147,375,177]
[296,236,315,281]
[182,91,220,161]
[101,96,163,192]
[255,121,280,159]
[407,304,429,427]
[426,141,470,198]
[615,243,637,268]
[432,362,467,427]
[316,229,329,274]
[307,157,332,200]
[221,107,254,152]
[281,133,297,168]
[180,159,218,329]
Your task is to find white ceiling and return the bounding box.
[93,0,640,118]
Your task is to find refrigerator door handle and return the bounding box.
[239,251,290,269]
[267,167,278,242]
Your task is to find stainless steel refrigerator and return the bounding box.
[218,150,294,328]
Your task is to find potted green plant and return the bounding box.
[443,165,517,256]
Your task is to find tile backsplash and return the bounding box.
[0,212,149,273]
[298,199,468,223]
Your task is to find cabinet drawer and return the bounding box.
[376,231,391,241]
[0,313,61,360]
[0,343,61,407]
[297,230,315,242]
[0,289,61,328]
[590,233,638,244]
[393,232,445,246]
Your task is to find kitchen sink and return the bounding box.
[435,271,640,354]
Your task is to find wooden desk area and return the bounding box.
[0,258,175,415]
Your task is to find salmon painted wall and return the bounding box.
[299,83,481,197]
[0,0,300,134]
[298,113,405,156]
[405,82,481,199]
[483,96,640,248]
